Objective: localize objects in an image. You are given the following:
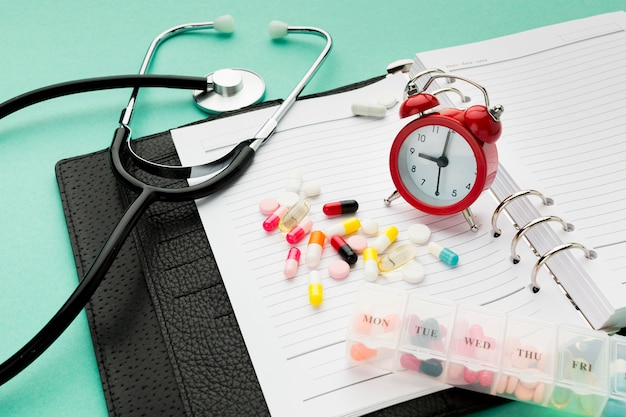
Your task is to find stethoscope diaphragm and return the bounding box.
[193,68,265,113]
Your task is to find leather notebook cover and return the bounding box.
[55,84,506,416]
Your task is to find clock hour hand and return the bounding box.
[418,152,449,168]
[417,152,439,163]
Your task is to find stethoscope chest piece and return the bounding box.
[193,68,265,113]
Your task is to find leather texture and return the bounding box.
[55,77,507,416]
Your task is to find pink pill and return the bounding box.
[477,370,493,387]
[346,235,368,253]
[464,367,478,384]
[259,197,279,215]
[328,259,350,280]
[283,247,301,279]
[400,353,421,372]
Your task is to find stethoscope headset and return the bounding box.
[0,15,332,385]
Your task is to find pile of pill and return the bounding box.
[259,169,459,307]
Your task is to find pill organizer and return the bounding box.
[346,283,626,416]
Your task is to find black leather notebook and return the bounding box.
[55,81,506,416]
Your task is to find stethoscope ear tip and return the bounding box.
[268,20,289,39]
[214,15,235,33]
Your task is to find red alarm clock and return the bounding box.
[385,71,503,231]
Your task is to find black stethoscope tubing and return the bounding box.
[0,20,332,385]
[0,75,208,120]
[0,16,332,386]
[0,74,257,386]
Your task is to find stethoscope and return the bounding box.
[0,15,332,386]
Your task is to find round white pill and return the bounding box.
[402,260,425,284]
[360,218,379,236]
[285,169,302,193]
[408,223,431,244]
[377,91,398,109]
[259,197,280,215]
[351,102,387,118]
[277,191,300,208]
[302,180,322,197]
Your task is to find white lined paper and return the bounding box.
[172,50,596,413]
[415,11,626,330]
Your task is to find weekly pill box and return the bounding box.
[346,283,625,416]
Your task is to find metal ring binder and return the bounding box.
[491,189,554,237]
[530,242,598,293]
[510,215,575,264]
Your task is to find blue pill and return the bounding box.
[428,242,459,266]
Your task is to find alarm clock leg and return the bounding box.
[384,190,401,206]
[462,208,479,232]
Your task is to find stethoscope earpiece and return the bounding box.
[213,14,235,34]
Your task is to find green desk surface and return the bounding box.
[1,1,624,416]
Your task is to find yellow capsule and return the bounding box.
[324,217,361,237]
[372,226,399,253]
[308,270,323,307]
[278,198,311,232]
[363,247,379,282]
[378,244,417,272]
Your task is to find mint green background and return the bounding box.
[1,1,624,416]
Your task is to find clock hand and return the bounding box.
[435,166,442,196]
[418,152,449,167]
[434,129,453,195]
[440,129,452,159]
[418,153,439,163]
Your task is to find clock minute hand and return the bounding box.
[435,129,453,196]
[441,129,452,158]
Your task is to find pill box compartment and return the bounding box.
[604,335,626,417]
[345,284,407,371]
[495,315,557,406]
[445,305,506,394]
[395,294,456,382]
[547,326,609,417]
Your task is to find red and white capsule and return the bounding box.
[283,247,301,279]
[286,217,313,244]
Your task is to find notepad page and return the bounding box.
[172,73,585,417]
[412,12,626,328]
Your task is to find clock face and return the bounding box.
[390,116,487,215]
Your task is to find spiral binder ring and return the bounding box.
[510,215,575,264]
[530,243,598,293]
[491,189,554,237]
